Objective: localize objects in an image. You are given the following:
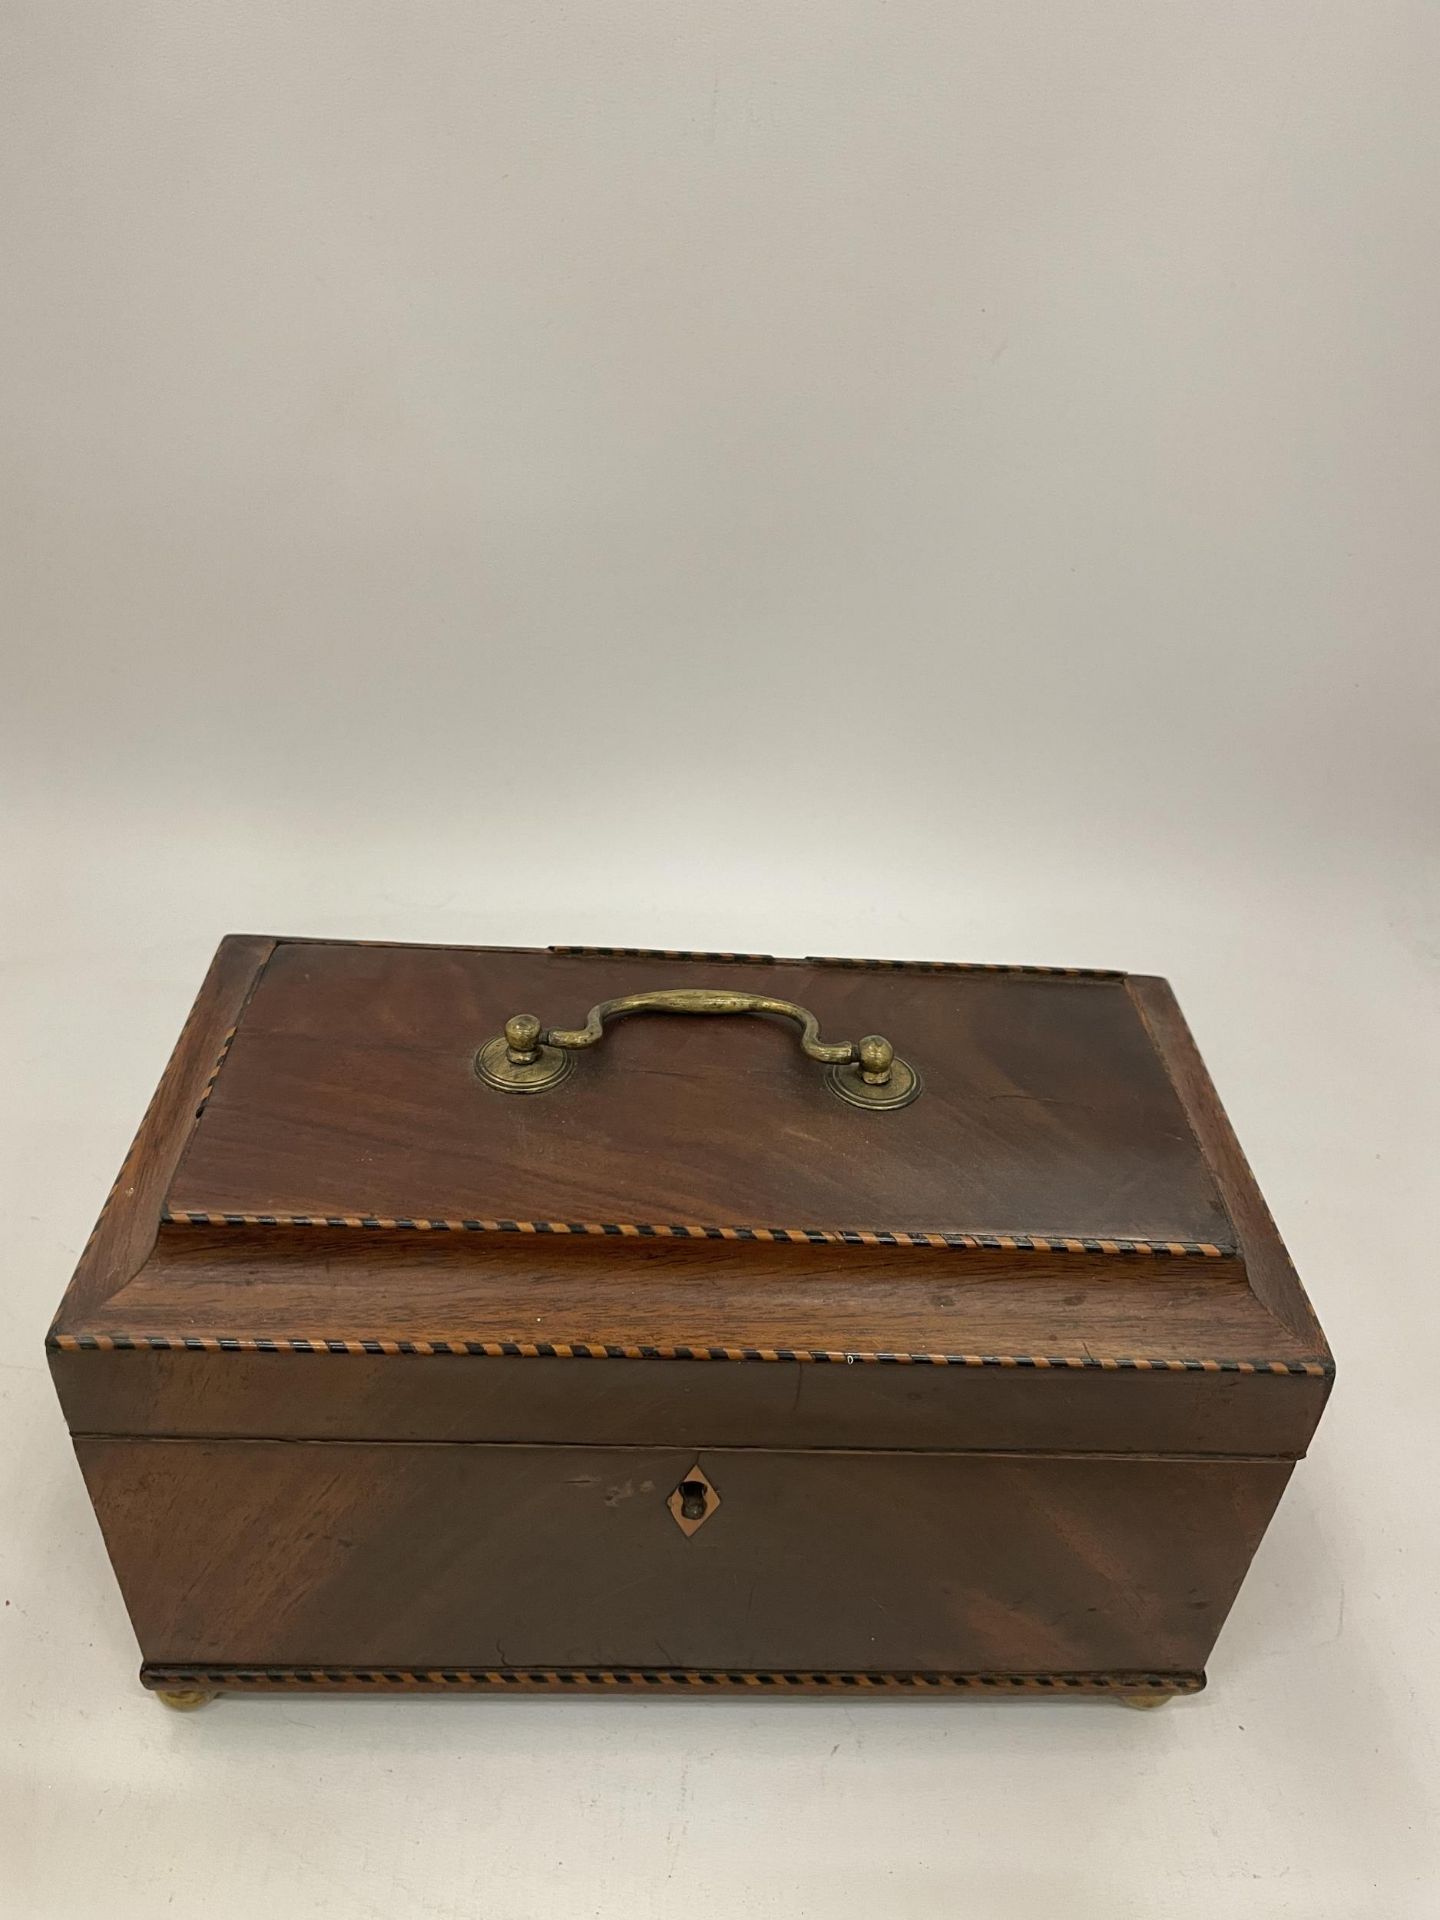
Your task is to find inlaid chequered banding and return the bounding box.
[805,955,1126,979]
[157,1210,1230,1258]
[144,1665,1204,1696]
[549,947,1124,979]
[550,945,778,964]
[193,1026,239,1119]
[48,1331,1332,1374]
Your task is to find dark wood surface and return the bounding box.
[50,939,1331,1450]
[52,940,1329,1365]
[50,934,275,1330]
[167,943,1235,1246]
[79,1438,1289,1675]
[49,937,1333,1691]
[52,1344,1330,1455]
[1128,975,1329,1351]
[91,1227,1298,1357]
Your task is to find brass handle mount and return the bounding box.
[475,987,920,1110]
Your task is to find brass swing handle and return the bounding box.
[475,988,921,1109]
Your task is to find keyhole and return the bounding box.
[667,1465,720,1535]
[679,1479,708,1522]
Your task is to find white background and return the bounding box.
[3,5,1438,1914]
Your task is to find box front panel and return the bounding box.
[78,1439,1289,1677]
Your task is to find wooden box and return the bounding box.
[48,937,1333,1707]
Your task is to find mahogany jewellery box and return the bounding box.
[48,937,1334,1708]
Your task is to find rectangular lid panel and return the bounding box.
[165,943,1235,1252]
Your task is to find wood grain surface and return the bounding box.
[166,943,1236,1246]
[79,1437,1288,1675]
[49,937,1333,1692]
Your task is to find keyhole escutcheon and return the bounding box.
[667,1464,720,1537]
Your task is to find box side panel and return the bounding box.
[1127,976,1330,1360]
[48,934,275,1337]
[78,1438,1291,1678]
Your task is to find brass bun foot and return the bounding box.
[155,1686,218,1711]
[1117,1690,1174,1710]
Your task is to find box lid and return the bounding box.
[49,937,1333,1454]
[166,941,1234,1251]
